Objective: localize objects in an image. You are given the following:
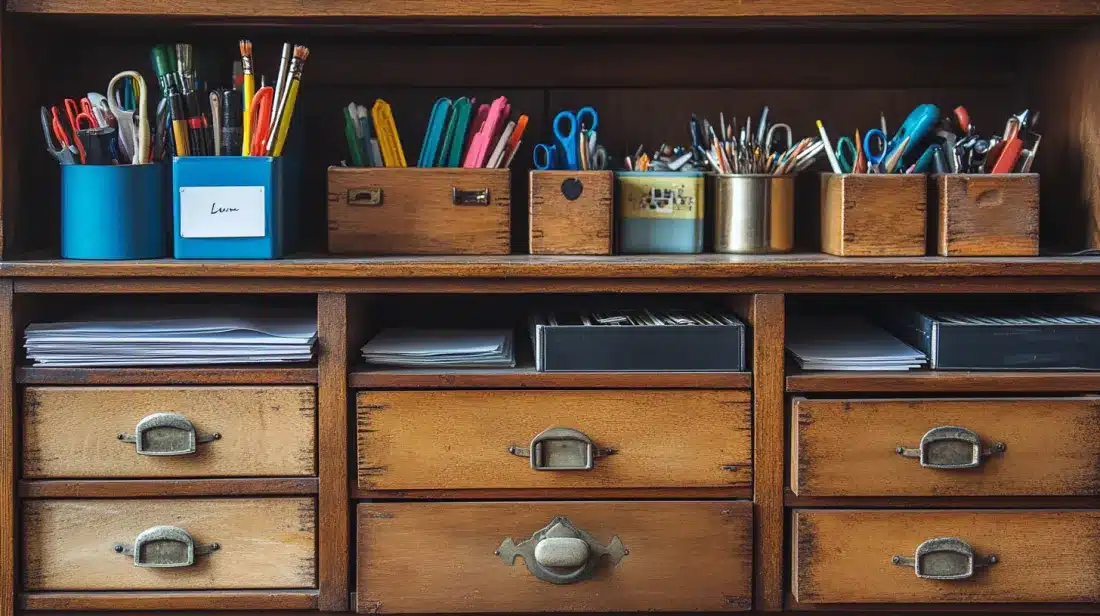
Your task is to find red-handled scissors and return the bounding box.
[248,86,274,156]
[54,105,86,164]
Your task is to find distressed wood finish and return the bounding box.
[21,590,319,611]
[791,397,1100,497]
[317,294,352,612]
[9,0,1100,16]
[23,498,316,591]
[821,174,928,256]
[793,509,1100,604]
[0,282,14,616]
[351,366,751,389]
[19,478,319,498]
[529,171,614,256]
[357,501,753,613]
[934,174,1040,256]
[786,369,1100,392]
[327,168,511,255]
[356,390,751,491]
[23,386,316,479]
[16,365,318,385]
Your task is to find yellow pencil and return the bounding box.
[271,45,310,157]
[240,39,255,156]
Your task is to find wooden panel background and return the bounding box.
[2,20,1040,258]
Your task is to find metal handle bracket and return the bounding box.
[113,525,220,568]
[508,427,615,471]
[497,516,627,584]
[118,412,220,456]
[896,426,1005,469]
[892,537,997,580]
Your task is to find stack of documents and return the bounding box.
[25,316,317,367]
[362,329,515,368]
[786,316,927,371]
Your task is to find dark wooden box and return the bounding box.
[327,167,511,255]
[820,173,927,257]
[528,171,614,255]
[933,173,1039,257]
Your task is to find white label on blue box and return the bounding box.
[180,186,266,238]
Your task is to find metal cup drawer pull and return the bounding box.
[113,525,220,568]
[496,516,627,584]
[508,427,616,471]
[895,426,1005,469]
[117,412,221,456]
[892,537,998,580]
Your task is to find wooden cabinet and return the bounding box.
[23,498,317,591]
[357,501,752,613]
[792,509,1100,604]
[23,386,317,478]
[356,390,751,493]
[790,396,1100,497]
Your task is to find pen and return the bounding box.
[169,88,190,157]
[210,91,222,156]
[220,89,242,156]
[817,120,842,174]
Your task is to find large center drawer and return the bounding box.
[791,396,1100,496]
[357,501,752,612]
[23,497,316,590]
[793,509,1100,604]
[356,390,751,492]
[24,386,317,478]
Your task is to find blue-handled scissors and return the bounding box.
[862,128,888,171]
[533,107,599,170]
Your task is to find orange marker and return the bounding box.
[500,114,527,168]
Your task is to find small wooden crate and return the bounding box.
[528,170,613,255]
[933,173,1039,256]
[820,173,927,257]
[327,167,511,255]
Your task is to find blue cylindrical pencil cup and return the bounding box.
[61,164,167,259]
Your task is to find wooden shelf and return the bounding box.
[19,478,319,498]
[786,369,1100,393]
[21,590,319,611]
[8,0,1100,17]
[16,364,319,385]
[351,365,751,389]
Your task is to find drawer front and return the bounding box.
[24,386,316,478]
[793,509,1100,604]
[791,396,1100,496]
[358,501,752,612]
[357,390,751,491]
[24,498,316,590]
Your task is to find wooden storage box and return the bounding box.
[528,170,613,255]
[327,168,511,255]
[933,173,1039,256]
[820,173,927,256]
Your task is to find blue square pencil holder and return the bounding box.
[61,163,168,260]
[172,156,286,259]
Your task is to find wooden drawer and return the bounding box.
[357,501,752,612]
[356,390,751,492]
[23,498,316,590]
[24,386,316,478]
[791,396,1100,497]
[793,509,1100,604]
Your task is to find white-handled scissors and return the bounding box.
[107,71,150,165]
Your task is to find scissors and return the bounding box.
[248,86,275,156]
[107,71,151,164]
[533,107,599,170]
[764,123,792,157]
[861,128,888,172]
[41,106,75,165]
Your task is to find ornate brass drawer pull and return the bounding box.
[895,426,1005,469]
[892,537,997,580]
[113,525,220,568]
[508,427,615,471]
[117,412,221,456]
[496,516,627,584]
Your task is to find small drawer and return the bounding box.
[327,167,511,255]
[793,509,1100,604]
[356,390,751,492]
[358,501,752,612]
[529,170,614,255]
[24,386,316,479]
[933,173,1039,256]
[820,173,927,256]
[24,497,316,590]
[791,396,1100,497]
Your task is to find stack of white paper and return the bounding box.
[25,316,317,367]
[787,316,927,371]
[362,329,515,368]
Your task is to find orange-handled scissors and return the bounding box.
[54,105,86,164]
[248,86,274,156]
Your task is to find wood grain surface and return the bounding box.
[19,478,319,499]
[786,369,1100,393]
[328,168,511,255]
[935,174,1039,256]
[16,365,318,385]
[8,0,1100,16]
[23,386,316,479]
[793,509,1100,604]
[821,174,928,256]
[791,397,1100,497]
[23,498,316,591]
[529,171,613,256]
[356,390,751,491]
[20,589,319,611]
[357,501,753,613]
[0,282,14,616]
[351,366,751,389]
